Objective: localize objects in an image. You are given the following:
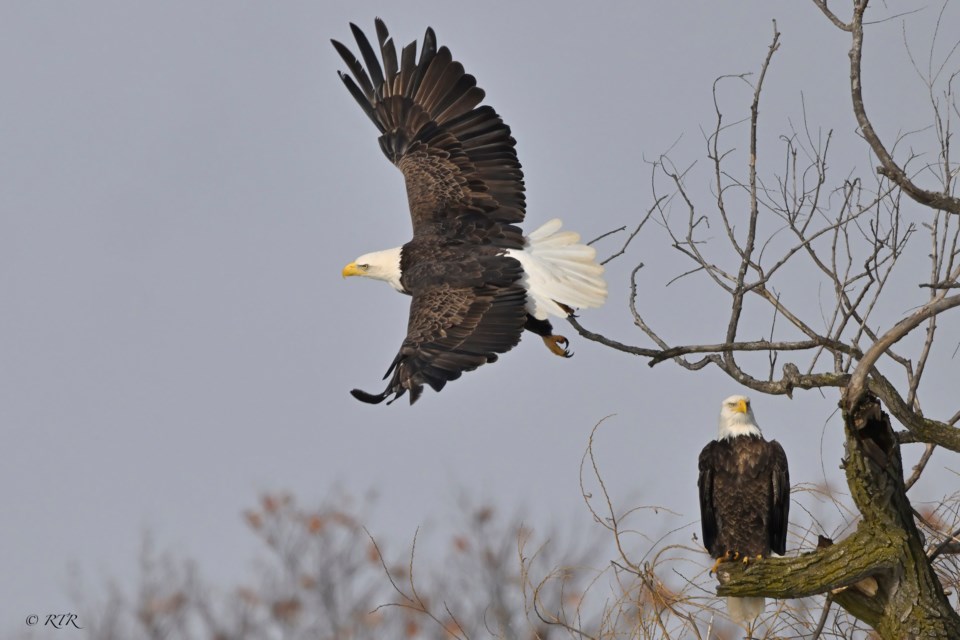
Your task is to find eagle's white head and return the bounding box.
[717,394,762,440]
[342,247,404,292]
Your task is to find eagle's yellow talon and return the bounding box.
[542,335,572,358]
[709,550,732,575]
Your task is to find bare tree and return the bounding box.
[565,2,960,638]
[71,493,403,640]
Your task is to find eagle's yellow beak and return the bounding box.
[342,262,361,278]
[735,399,748,414]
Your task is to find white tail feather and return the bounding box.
[726,596,765,624]
[507,218,608,320]
[526,218,563,240]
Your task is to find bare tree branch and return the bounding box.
[846,0,960,214]
[846,294,960,410]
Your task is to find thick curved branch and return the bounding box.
[848,0,960,214]
[715,526,896,602]
[868,372,960,451]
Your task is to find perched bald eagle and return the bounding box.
[332,20,607,405]
[698,395,790,624]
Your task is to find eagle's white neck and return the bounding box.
[717,395,762,440]
[718,419,762,440]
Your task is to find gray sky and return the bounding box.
[3,1,957,634]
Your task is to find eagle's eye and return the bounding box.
[359,264,370,271]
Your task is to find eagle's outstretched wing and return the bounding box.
[332,19,526,243]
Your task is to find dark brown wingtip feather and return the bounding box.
[350,22,385,92]
[331,39,374,99]
[374,19,398,93]
[350,382,422,406]
[423,27,437,51]
[418,27,437,74]
[350,387,391,404]
[398,41,416,97]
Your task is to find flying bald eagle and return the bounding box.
[698,395,790,624]
[332,20,607,405]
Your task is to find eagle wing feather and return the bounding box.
[769,439,790,555]
[351,283,527,405]
[697,441,719,555]
[332,19,525,243]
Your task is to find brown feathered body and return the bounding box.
[698,435,790,561]
[697,396,791,624]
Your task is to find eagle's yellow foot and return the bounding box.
[542,335,572,358]
[709,551,732,575]
[741,554,762,566]
[709,557,723,575]
[732,551,740,561]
